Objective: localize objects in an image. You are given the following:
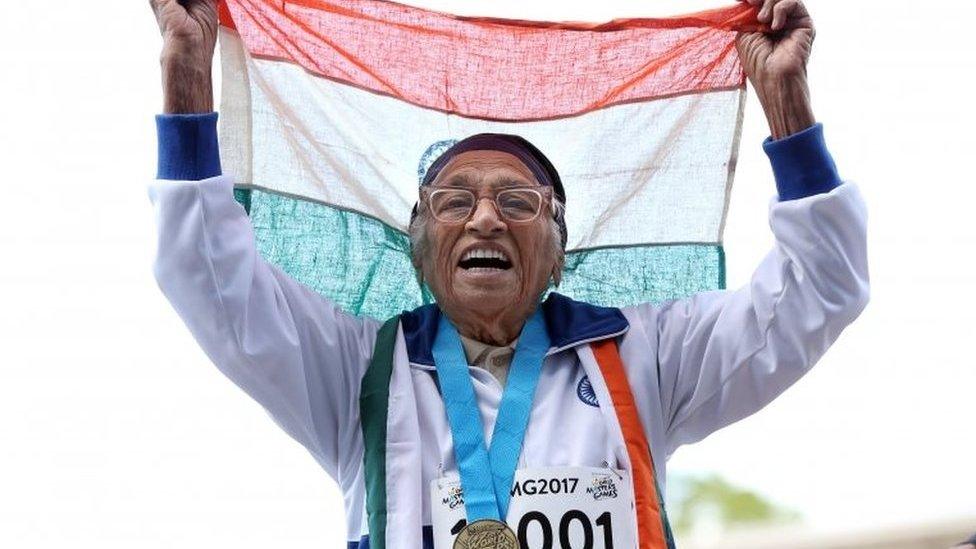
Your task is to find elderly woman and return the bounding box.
[149,0,868,547]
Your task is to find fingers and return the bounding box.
[758,0,775,23]
[754,0,811,32]
[771,0,809,31]
[149,0,177,23]
[149,0,173,12]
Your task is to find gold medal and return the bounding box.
[453,519,519,549]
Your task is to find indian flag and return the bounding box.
[217,0,760,320]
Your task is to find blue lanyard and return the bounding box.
[432,309,551,521]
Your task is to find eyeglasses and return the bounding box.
[421,186,551,224]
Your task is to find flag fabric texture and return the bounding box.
[217,0,762,320]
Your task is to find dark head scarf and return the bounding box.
[411,133,568,249]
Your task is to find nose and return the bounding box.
[465,197,507,236]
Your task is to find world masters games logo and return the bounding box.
[441,484,465,510]
[586,475,619,501]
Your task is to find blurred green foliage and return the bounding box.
[668,474,801,536]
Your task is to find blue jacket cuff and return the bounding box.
[155,112,222,180]
[762,123,841,201]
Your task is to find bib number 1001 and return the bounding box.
[450,511,615,549]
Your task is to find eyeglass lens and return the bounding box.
[429,188,542,223]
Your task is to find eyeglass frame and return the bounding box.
[418,185,554,224]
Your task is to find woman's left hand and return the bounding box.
[736,0,817,139]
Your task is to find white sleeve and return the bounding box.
[632,183,870,456]
[148,175,380,481]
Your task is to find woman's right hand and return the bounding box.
[150,0,219,113]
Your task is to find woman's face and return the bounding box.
[421,150,559,336]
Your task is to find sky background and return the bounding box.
[0,0,973,547]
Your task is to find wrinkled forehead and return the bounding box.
[430,150,541,189]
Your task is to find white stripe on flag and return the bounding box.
[220,30,743,251]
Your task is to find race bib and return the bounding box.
[430,466,637,549]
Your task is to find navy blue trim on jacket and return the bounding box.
[155,112,222,181]
[399,293,629,366]
[763,123,842,201]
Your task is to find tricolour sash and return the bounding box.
[360,315,675,549]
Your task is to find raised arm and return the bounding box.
[150,0,216,114]
[737,0,817,142]
[148,0,379,481]
[647,153,869,455]
[624,0,870,455]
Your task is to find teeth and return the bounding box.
[462,248,508,262]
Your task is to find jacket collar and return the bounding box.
[399,292,629,367]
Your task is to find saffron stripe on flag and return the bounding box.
[220,0,754,120]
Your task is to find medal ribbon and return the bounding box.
[432,308,551,522]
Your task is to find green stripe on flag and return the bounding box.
[559,244,725,308]
[240,188,435,318]
[236,188,725,319]
[233,188,252,215]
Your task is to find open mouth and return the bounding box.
[458,248,513,271]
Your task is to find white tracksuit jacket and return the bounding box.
[149,117,869,547]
